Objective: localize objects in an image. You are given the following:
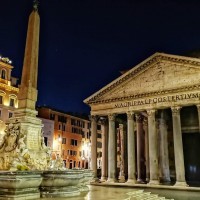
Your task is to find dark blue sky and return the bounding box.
[1,0,200,114]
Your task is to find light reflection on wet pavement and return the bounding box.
[42,185,200,200]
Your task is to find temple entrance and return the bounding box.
[183,133,200,186]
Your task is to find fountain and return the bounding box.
[0,1,93,199]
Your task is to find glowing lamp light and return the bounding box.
[58,136,62,142]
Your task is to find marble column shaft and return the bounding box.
[143,118,150,182]
[147,109,159,184]
[100,118,108,181]
[171,107,187,186]
[158,116,170,183]
[127,112,136,183]
[107,114,117,182]
[90,115,98,179]
[118,124,125,182]
[136,114,144,182]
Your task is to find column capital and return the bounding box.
[196,104,200,110]
[171,106,181,115]
[147,109,156,117]
[89,115,98,122]
[143,118,148,126]
[135,113,143,123]
[126,111,134,120]
[99,117,107,125]
[108,113,116,121]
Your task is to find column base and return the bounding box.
[137,178,145,184]
[148,180,160,185]
[174,181,188,187]
[90,177,100,183]
[100,176,107,182]
[126,179,137,184]
[118,175,125,183]
[146,177,150,183]
[106,178,117,183]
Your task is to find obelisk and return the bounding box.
[0,1,50,171]
[16,0,40,117]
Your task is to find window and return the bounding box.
[71,118,76,126]
[44,137,48,146]
[1,69,6,79]
[50,113,55,120]
[97,142,102,148]
[71,139,78,146]
[0,96,3,104]
[58,124,62,130]
[63,124,65,131]
[97,125,101,130]
[62,138,66,144]
[9,98,14,107]
[58,115,67,123]
[97,133,102,139]
[87,123,91,129]
[8,112,13,118]
[0,109,2,117]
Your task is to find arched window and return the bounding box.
[1,69,6,79]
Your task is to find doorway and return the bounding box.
[182,133,200,186]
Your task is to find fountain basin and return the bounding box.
[0,171,42,200]
[40,170,85,198]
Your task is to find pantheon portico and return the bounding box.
[84,52,200,187]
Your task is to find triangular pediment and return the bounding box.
[84,52,200,104]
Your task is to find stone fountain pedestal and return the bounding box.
[40,169,94,198]
[40,170,84,198]
[0,171,42,200]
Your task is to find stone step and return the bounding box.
[125,189,174,200]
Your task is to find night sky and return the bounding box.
[1,0,200,114]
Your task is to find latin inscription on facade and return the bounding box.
[115,92,200,108]
[27,129,39,150]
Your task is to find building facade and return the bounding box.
[40,118,54,149]
[37,106,96,169]
[84,52,200,186]
[0,57,19,139]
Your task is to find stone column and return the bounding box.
[158,111,170,183]
[136,114,144,183]
[147,109,159,185]
[107,113,117,182]
[90,115,98,181]
[100,117,108,181]
[118,124,125,183]
[196,105,200,133]
[171,107,187,186]
[143,118,150,182]
[126,112,136,184]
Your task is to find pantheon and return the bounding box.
[84,52,200,187]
